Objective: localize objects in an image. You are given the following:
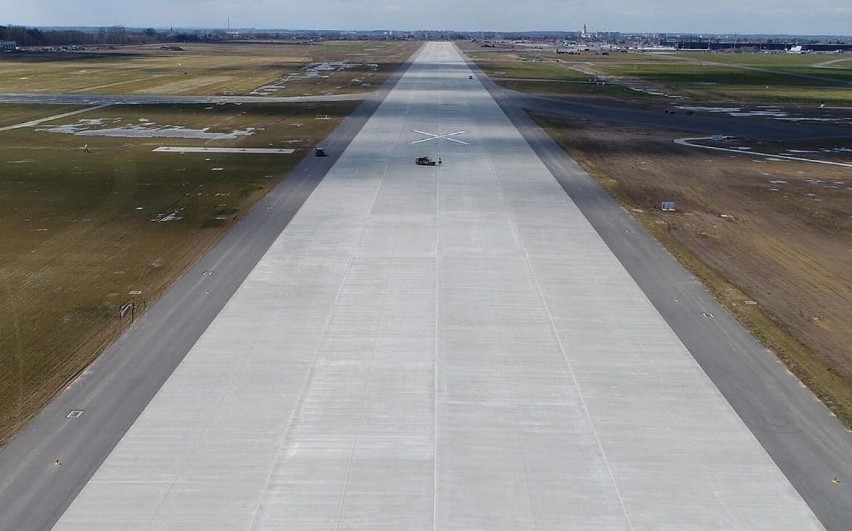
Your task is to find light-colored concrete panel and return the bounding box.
[57,42,822,531]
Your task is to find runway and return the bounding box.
[47,42,824,529]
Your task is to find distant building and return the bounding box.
[0,41,16,52]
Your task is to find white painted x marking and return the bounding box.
[409,129,470,145]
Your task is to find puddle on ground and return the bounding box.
[250,61,377,95]
[37,117,255,140]
[151,210,184,222]
[676,105,852,125]
[76,118,107,126]
[629,87,679,98]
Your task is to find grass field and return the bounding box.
[498,78,661,101]
[0,100,358,445]
[534,114,852,427]
[603,54,852,105]
[460,42,852,106]
[460,47,658,103]
[0,41,419,97]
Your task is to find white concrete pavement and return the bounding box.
[56,42,822,530]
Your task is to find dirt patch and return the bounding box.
[535,113,852,426]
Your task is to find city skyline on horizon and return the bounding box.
[1,0,851,37]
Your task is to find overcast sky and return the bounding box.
[2,0,850,35]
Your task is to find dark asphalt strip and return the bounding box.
[514,93,852,143]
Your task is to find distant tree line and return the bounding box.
[1,25,602,47]
[0,25,191,46]
[0,25,330,47]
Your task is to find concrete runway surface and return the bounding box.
[1,42,850,529]
[47,42,828,529]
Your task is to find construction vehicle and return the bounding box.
[415,156,436,166]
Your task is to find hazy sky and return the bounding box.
[2,0,851,35]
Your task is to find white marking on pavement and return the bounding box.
[675,137,852,168]
[409,129,470,145]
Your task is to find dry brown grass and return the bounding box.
[0,101,358,445]
[0,40,419,447]
[0,41,420,97]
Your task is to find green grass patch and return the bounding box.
[468,53,589,81]
[673,51,852,68]
[496,79,664,101]
[603,61,839,87]
[463,45,852,106]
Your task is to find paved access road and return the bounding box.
[47,42,824,529]
[0,47,418,531]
